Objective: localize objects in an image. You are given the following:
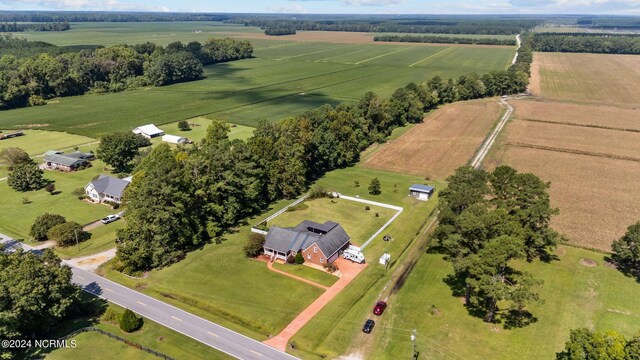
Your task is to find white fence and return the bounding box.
[337,194,403,250]
[250,194,309,234]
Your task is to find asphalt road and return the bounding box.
[0,233,299,360]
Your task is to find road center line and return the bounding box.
[250,350,263,356]
[207,331,219,338]
[136,301,146,306]
[171,316,183,322]
[76,276,85,280]
[104,288,114,293]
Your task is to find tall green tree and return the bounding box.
[0,250,80,350]
[30,213,66,241]
[47,221,90,247]
[96,131,140,173]
[7,161,46,191]
[557,328,629,360]
[0,147,30,169]
[611,221,640,280]
[115,144,202,274]
[368,178,382,195]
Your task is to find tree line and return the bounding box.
[0,36,253,110]
[374,34,517,46]
[264,28,297,36]
[0,11,230,23]
[112,40,533,274]
[229,18,541,35]
[0,21,70,32]
[557,328,640,359]
[532,33,640,54]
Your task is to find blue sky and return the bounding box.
[1,0,639,14]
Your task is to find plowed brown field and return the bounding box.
[363,99,504,179]
[488,52,640,251]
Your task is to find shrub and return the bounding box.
[295,252,305,265]
[375,212,379,217]
[244,233,265,257]
[30,213,66,241]
[45,183,55,195]
[286,203,309,212]
[354,180,360,188]
[324,262,339,273]
[101,306,121,323]
[118,308,143,333]
[308,185,327,199]
[365,205,371,211]
[22,197,31,204]
[178,120,191,131]
[47,221,90,247]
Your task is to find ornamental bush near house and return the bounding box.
[295,252,305,265]
[30,213,66,241]
[118,308,143,333]
[244,233,265,257]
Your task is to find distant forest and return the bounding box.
[0,11,230,23]
[532,33,640,54]
[264,28,297,36]
[0,36,253,110]
[0,22,70,32]
[374,35,517,46]
[228,18,542,35]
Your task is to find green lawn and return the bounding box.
[1,26,514,138]
[282,166,443,359]
[0,129,96,156]
[268,198,396,246]
[101,198,325,339]
[46,305,230,360]
[272,262,339,287]
[149,117,254,146]
[55,221,123,259]
[0,159,114,242]
[367,246,640,359]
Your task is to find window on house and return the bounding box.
[307,253,311,260]
[314,246,317,253]
[320,257,324,263]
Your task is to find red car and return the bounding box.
[373,301,387,316]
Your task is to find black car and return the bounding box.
[362,319,375,334]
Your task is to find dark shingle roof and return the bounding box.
[65,151,95,160]
[44,154,88,168]
[409,184,435,193]
[264,220,351,258]
[90,175,130,199]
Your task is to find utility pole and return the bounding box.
[411,328,418,359]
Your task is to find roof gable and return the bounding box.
[44,154,87,167]
[265,220,350,257]
[88,174,130,198]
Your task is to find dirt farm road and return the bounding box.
[469,97,514,169]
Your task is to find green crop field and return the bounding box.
[366,246,640,360]
[1,22,514,138]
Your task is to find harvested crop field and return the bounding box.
[533,52,640,108]
[492,146,640,251]
[513,100,640,131]
[363,99,504,179]
[504,118,640,161]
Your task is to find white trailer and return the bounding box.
[343,245,365,264]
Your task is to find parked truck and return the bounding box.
[343,245,365,264]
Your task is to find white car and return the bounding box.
[101,214,120,224]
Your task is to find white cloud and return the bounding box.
[0,0,170,11]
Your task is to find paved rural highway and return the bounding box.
[469,97,514,169]
[0,234,298,360]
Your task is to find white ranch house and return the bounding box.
[85,175,131,204]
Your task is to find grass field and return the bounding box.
[0,130,97,156]
[55,221,123,259]
[268,198,396,246]
[101,166,440,346]
[149,117,254,146]
[0,158,115,242]
[367,246,640,359]
[531,52,640,108]
[272,262,339,287]
[2,23,514,138]
[363,99,504,180]
[46,305,230,360]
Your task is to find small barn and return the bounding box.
[162,134,189,144]
[133,124,165,139]
[409,184,435,201]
